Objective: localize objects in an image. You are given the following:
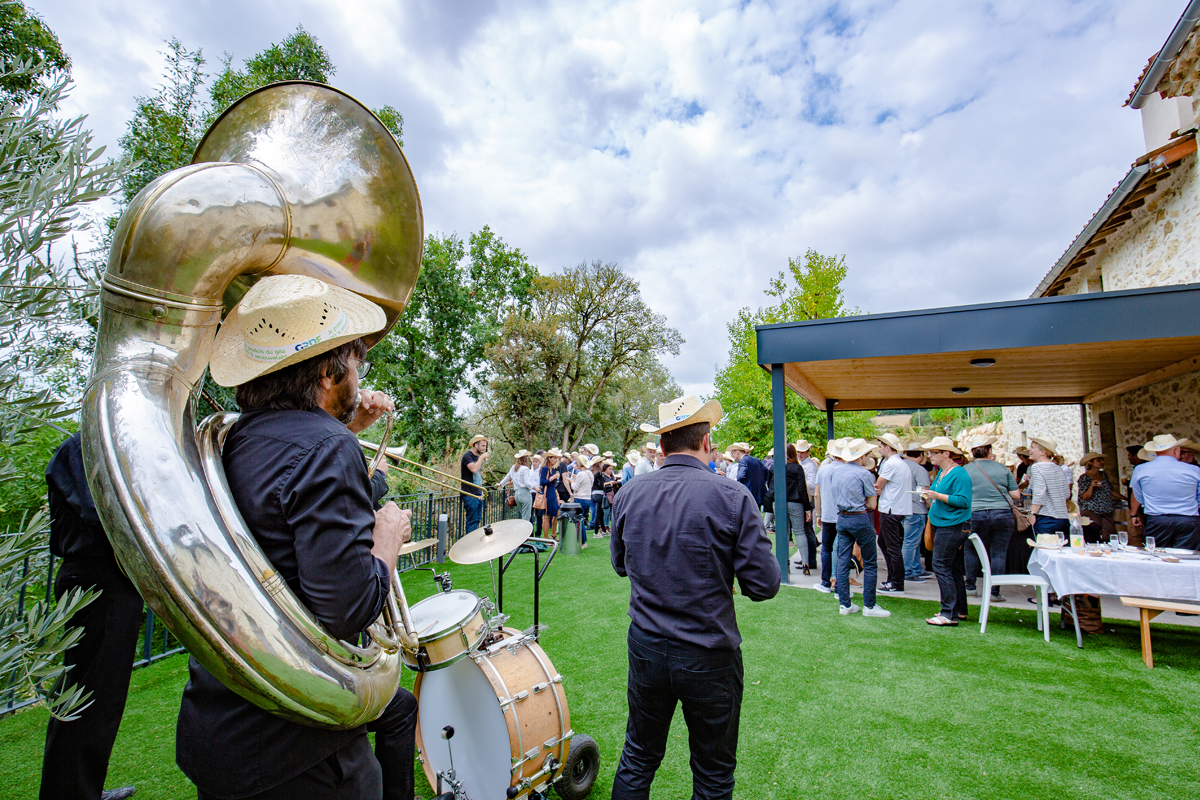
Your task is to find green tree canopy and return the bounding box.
[0,1,69,103]
[711,250,876,456]
[208,26,334,119]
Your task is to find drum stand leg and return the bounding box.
[498,538,560,638]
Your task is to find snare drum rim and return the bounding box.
[408,589,484,642]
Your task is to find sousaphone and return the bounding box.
[81,82,423,728]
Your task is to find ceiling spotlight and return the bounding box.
[970,358,996,367]
[951,387,970,394]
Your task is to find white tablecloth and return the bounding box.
[1028,548,1200,602]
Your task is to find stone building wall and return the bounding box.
[1001,403,1087,484]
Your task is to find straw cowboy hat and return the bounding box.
[603,451,614,458]
[767,448,774,457]
[729,442,753,453]
[1136,448,1157,462]
[1146,433,1192,452]
[876,433,903,452]
[642,441,659,452]
[468,434,488,447]
[575,453,596,468]
[625,450,641,466]
[795,439,813,452]
[840,439,876,463]
[1079,452,1104,466]
[922,436,964,455]
[962,434,996,451]
[581,443,600,456]
[639,395,723,435]
[1028,436,1058,455]
[1013,446,1030,456]
[210,274,386,387]
[602,459,616,467]
[513,449,532,460]
[546,447,564,458]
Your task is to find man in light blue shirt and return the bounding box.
[812,439,848,593]
[1131,434,1200,550]
[829,439,888,617]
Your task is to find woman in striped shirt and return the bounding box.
[1025,436,1071,536]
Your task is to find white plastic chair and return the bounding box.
[968,533,1051,642]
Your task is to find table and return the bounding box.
[1028,547,1200,648]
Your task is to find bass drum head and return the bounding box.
[415,656,510,797]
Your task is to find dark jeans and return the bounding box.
[878,512,905,589]
[836,514,877,609]
[819,521,838,587]
[612,625,743,800]
[1033,515,1070,536]
[40,558,144,800]
[966,509,1015,592]
[199,734,381,800]
[366,687,418,800]
[932,523,970,619]
[1144,515,1200,550]
[462,493,483,534]
[575,498,593,543]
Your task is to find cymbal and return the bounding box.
[448,519,534,564]
[398,538,436,556]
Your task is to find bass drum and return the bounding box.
[414,628,570,799]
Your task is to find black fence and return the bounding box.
[0,488,513,719]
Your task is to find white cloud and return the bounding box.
[36,0,1186,396]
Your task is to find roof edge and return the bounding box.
[1128,0,1200,109]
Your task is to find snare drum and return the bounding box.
[415,628,571,799]
[402,589,488,671]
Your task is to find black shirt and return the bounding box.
[611,454,781,650]
[785,462,813,507]
[45,432,109,561]
[460,450,484,498]
[176,408,390,797]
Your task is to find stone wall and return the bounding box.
[1001,404,1086,484]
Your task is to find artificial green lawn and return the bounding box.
[5,535,1200,799]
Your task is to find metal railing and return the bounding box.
[0,489,513,718]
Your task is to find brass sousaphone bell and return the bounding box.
[82,82,423,728]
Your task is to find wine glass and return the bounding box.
[1055,531,1065,549]
[1109,533,1119,551]
[1146,535,1156,552]
[1118,530,1129,551]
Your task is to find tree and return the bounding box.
[0,1,69,104]
[208,26,334,120]
[368,227,538,458]
[598,358,683,455]
[711,250,876,456]
[0,62,130,718]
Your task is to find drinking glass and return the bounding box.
[1055,531,1065,549]
[1119,530,1129,550]
[1109,533,1119,551]
[1146,536,1156,552]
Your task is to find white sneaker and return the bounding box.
[863,605,891,618]
[813,582,833,593]
[839,603,860,615]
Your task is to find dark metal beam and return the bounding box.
[771,364,789,579]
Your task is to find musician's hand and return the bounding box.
[348,390,395,434]
[371,502,411,570]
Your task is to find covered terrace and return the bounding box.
[756,282,1200,576]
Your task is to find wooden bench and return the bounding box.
[1119,597,1200,668]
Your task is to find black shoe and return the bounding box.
[878,583,905,594]
[102,789,136,800]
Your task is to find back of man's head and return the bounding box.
[659,422,710,455]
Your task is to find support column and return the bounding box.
[771,363,790,578]
[825,399,836,443]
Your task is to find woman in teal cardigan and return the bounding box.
[919,437,973,626]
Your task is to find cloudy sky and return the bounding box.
[36,0,1188,396]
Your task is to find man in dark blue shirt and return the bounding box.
[611,397,780,800]
[178,275,415,800]
[730,442,766,508]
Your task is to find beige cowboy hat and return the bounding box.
[639,395,723,435]
[574,453,593,468]
[625,450,642,465]
[729,442,753,453]
[468,434,488,447]
[962,434,995,450]
[1136,447,1157,462]
[603,451,614,458]
[922,436,964,456]
[513,449,532,460]
[876,433,903,452]
[602,458,616,467]
[795,439,813,452]
[1013,446,1030,456]
[546,447,564,458]
[723,450,736,461]
[582,443,600,456]
[210,274,386,387]
[1146,433,1192,452]
[1028,435,1058,455]
[841,438,876,463]
[1079,452,1104,466]
[642,441,658,452]
[767,448,774,457]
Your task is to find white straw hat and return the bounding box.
[1029,435,1059,456]
[922,436,964,456]
[841,439,876,462]
[626,450,641,465]
[582,443,600,456]
[210,274,386,387]
[729,442,753,453]
[876,433,903,452]
[639,395,723,435]
[795,439,813,452]
[1146,434,1192,452]
[513,449,532,460]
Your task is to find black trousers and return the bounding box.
[879,512,905,589]
[367,687,418,800]
[40,558,144,800]
[612,625,743,800]
[199,734,381,800]
[1144,515,1200,550]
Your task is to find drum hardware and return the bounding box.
[448,519,535,565]
[411,566,456,593]
[496,537,559,634]
[435,725,467,800]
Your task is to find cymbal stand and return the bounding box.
[497,537,559,635]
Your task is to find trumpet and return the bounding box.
[360,416,482,499]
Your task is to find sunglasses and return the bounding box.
[353,358,372,379]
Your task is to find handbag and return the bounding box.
[533,489,547,511]
[976,462,1031,533]
[923,517,935,552]
[506,494,516,507]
